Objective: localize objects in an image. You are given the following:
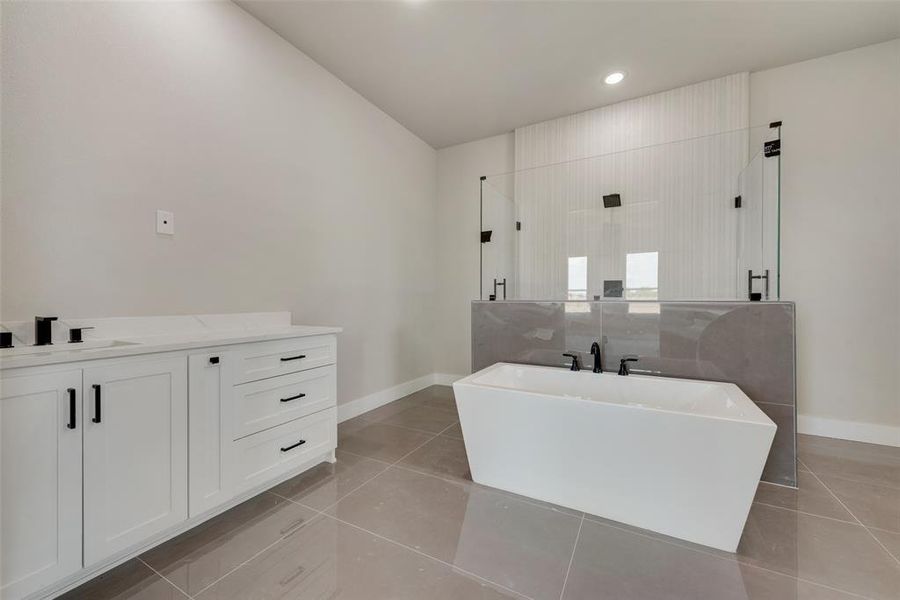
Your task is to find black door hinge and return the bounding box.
[764,139,781,158]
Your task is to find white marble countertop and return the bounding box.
[0,313,341,371]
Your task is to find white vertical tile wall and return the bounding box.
[508,73,751,300]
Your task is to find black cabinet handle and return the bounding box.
[67,388,76,429]
[209,356,220,365]
[280,355,306,362]
[92,384,102,423]
[280,439,306,453]
[280,393,306,403]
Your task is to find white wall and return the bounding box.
[0,1,438,406]
[435,133,514,377]
[751,39,900,444]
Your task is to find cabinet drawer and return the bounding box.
[233,336,336,384]
[230,407,336,494]
[233,366,336,440]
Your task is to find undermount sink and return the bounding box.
[0,339,139,357]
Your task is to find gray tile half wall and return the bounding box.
[471,300,797,487]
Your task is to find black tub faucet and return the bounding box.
[34,316,58,346]
[590,342,603,373]
[618,356,639,376]
[563,353,581,371]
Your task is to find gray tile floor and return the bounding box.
[62,385,900,600]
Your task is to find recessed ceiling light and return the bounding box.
[604,72,625,85]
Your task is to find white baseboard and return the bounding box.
[337,373,466,423]
[799,414,900,448]
[433,372,466,386]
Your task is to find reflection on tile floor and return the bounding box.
[64,387,900,600]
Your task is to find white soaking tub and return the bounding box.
[453,362,776,552]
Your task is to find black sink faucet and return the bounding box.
[563,353,581,371]
[618,356,639,376]
[590,341,603,373]
[34,316,58,346]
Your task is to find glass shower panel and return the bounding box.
[737,149,764,299]
[762,128,781,299]
[737,126,782,300]
[481,126,781,301]
[480,175,516,300]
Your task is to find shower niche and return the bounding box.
[480,125,782,302]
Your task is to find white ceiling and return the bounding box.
[236,1,900,149]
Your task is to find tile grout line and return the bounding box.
[270,454,391,516]
[325,512,535,600]
[190,535,287,598]
[807,469,900,493]
[801,462,900,568]
[330,418,548,598]
[189,511,329,597]
[557,514,585,600]
[253,483,536,600]
[348,417,587,519]
[269,419,453,517]
[367,419,458,470]
[798,450,900,492]
[137,557,195,599]
[341,442,584,520]
[386,460,583,518]
[353,416,458,437]
[751,500,859,525]
[580,516,876,600]
[336,447,395,466]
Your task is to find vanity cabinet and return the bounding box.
[0,370,83,600]
[188,351,232,517]
[189,335,337,515]
[82,356,188,566]
[1,328,337,600]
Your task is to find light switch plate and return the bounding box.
[156,210,174,235]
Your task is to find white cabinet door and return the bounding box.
[1,370,82,600]
[83,356,188,566]
[188,351,234,517]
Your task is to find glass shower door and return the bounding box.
[736,127,781,300]
[480,177,516,300]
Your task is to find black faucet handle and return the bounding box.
[618,356,639,376]
[69,326,95,343]
[563,353,581,371]
[35,316,58,323]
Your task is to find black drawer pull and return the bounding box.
[280,355,306,362]
[280,439,306,453]
[280,393,306,403]
[91,384,102,423]
[67,388,77,429]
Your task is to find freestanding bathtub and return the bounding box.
[453,363,776,552]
